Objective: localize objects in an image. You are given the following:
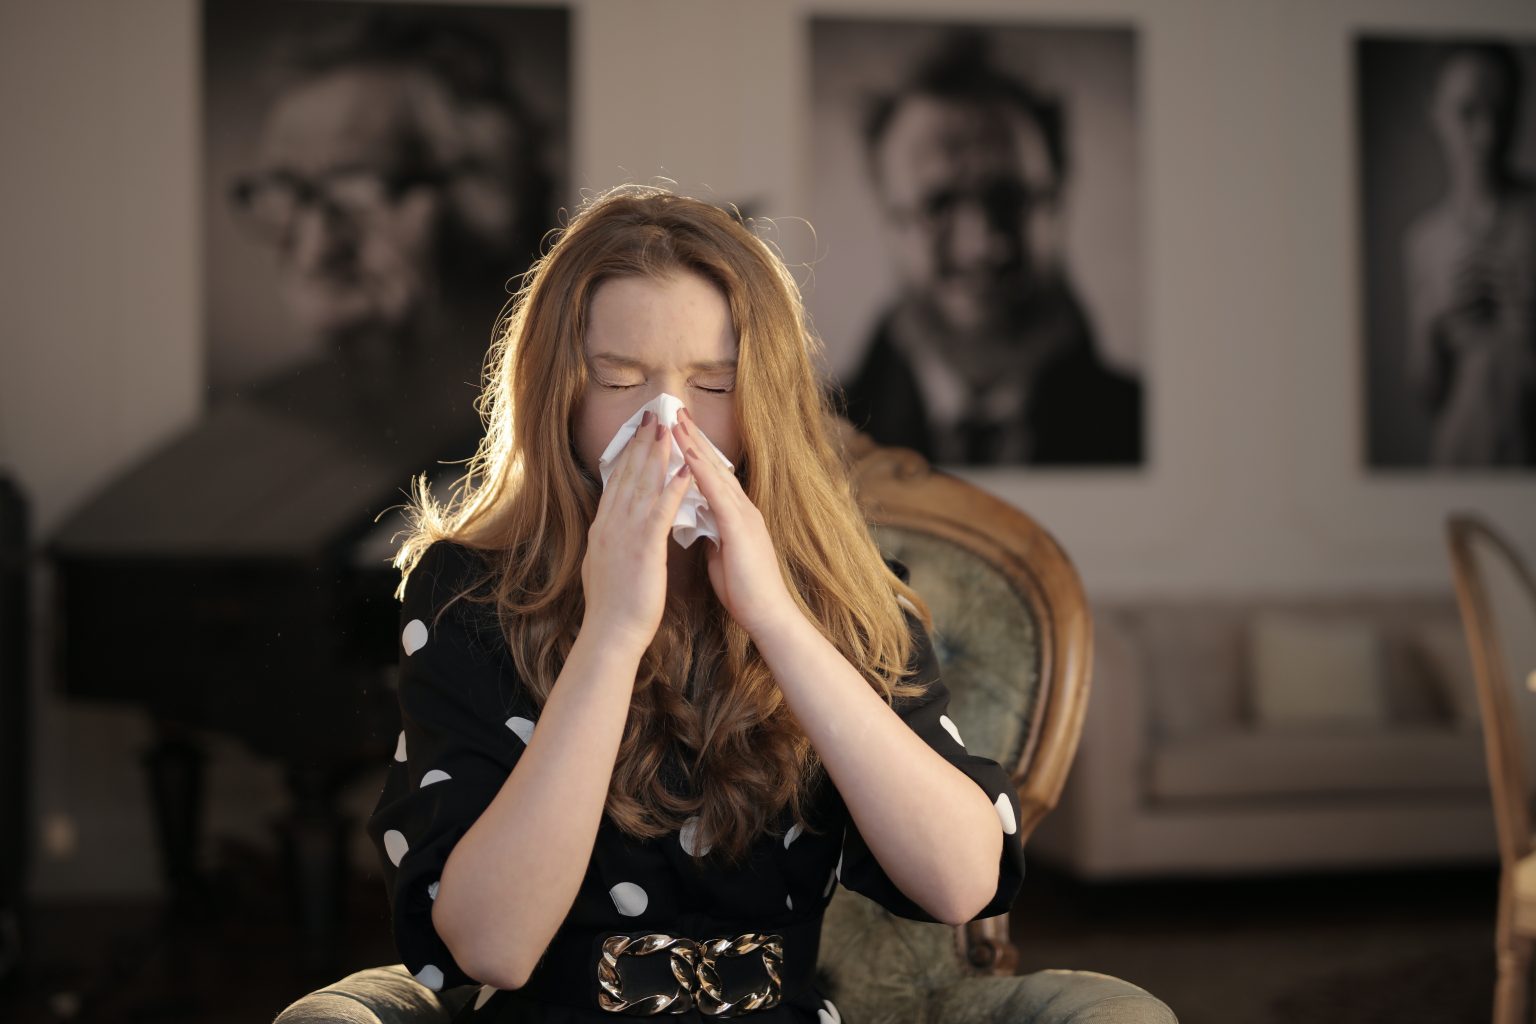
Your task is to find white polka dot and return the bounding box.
[610,881,648,917]
[994,793,1017,835]
[402,619,429,656]
[428,880,440,901]
[819,998,842,1024]
[939,715,964,747]
[783,823,803,848]
[420,769,452,787]
[414,964,444,991]
[506,716,535,744]
[679,816,712,857]
[473,985,497,1010]
[383,829,409,867]
[786,893,793,910]
[394,731,407,762]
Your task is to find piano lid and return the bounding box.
[47,346,486,561]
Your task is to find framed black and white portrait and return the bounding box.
[1358,34,1536,470]
[810,18,1143,468]
[202,0,569,457]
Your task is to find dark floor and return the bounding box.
[1009,857,1496,1023]
[0,838,1500,1024]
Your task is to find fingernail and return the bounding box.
[641,411,653,427]
[679,464,691,478]
[655,422,664,441]
[686,447,698,458]
[680,407,692,423]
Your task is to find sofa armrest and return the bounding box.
[1032,608,1151,873]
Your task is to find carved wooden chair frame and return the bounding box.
[1446,514,1536,1024]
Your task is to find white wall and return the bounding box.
[3,0,1534,897]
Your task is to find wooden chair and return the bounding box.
[273,428,1173,1023]
[1446,514,1536,1024]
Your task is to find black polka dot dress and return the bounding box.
[366,540,1026,1023]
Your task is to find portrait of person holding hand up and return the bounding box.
[366,184,1025,1023]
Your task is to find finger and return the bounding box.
[605,411,655,497]
[655,459,693,526]
[672,419,740,508]
[673,431,743,538]
[675,410,736,475]
[635,416,671,499]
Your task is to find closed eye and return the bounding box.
[594,380,732,394]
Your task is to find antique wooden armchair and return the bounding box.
[273,426,1176,1023]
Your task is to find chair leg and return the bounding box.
[1493,871,1532,1024]
[1493,935,1530,1024]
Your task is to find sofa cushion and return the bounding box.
[1147,729,1487,802]
[1130,605,1250,741]
[1120,597,1466,743]
[1411,620,1482,733]
[1248,613,1387,730]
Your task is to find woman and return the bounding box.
[1403,42,1536,466]
[366,184,1026,1022]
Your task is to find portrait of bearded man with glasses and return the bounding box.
[211,3,564,454]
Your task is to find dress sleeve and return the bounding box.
[835,563,1026,923]
[364,539,536,991]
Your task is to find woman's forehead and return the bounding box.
[585,273,738,366]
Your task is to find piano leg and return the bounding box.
[276,762,350,973]
[142,724,212,919]
[142,724,360,973]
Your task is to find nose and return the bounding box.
[287,202,357,270]
[649,375,691,408]
[625,382,690,433]
[944,199,1012,273]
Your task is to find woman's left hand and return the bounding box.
[671,410,800,638]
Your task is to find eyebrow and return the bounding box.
[589,352,738,372]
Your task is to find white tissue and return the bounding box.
[596,393,734,549]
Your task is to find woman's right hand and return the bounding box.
[580,410,696,655]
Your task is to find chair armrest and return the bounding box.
[934,969,1179,1024]
[272,965,473,1024]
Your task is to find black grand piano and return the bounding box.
[44,344,485,969]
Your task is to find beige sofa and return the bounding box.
[1031,595,1496,878]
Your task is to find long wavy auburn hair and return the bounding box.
[388,183,934,865]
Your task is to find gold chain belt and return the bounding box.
[597,930,785,1016]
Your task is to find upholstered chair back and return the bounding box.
[815,426,1093,1024]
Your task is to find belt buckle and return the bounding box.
[597,930,784,1017]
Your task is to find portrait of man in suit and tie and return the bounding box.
[812,23,1144,468]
